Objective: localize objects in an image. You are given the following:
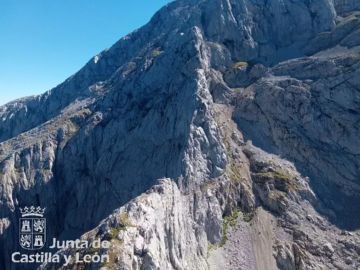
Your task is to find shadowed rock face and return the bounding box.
[335,0,360,15]
[0,0,360,269]
[233,55,360,229]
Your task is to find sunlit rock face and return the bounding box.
[0,0,359,269]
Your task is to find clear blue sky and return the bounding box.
[0,0,171,105]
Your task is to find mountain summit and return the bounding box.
[1,0,360,269]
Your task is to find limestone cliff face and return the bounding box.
[0,0,359,270]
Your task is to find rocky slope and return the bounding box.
[0,0,359,269]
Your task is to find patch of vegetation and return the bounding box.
[231,88,242,92]
[225,209,240,227]
[108,249,118,266]
[232,61,248,69]
[103,213,134,241]
[151,48,164,58]
[229,162,243,183]
[225,148,246,183]
[242,211,254,222]
[108,228,121,239]
[207,242,217,252]
[118,212,134,228]
[255,169,298,193]
[351,51,360,60]
[101,248,120,269]
[223,139,246,183]
[220,208,240,246]
[269,190,286,201]
[255,170,292,182]
[100,237,124,268]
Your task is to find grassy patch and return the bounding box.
[254,169,298,193]
[224,209,240,227]
[108,228,121,239]
[224,145,243,183]
[229,162,243,183]
[118,212,134,228]
[242,211,253,222]
[269,190,286,201]
[255,170,292,182]
[208,242,217,252]
[103,213,134,241]
[101,247,120,269]
[232,61,248,69]
[100,238,123,268]
[231,88,242,92]
[208,209,253,250]
[351,51,360,60]
[220,209,240,246]
[151,48,164,58]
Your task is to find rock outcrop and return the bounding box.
[0,0,359,269]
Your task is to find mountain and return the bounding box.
[1,0,360,269]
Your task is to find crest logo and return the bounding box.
[19,206,46,250]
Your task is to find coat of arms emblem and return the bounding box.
[19,206,46,250]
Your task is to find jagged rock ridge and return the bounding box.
[0,0,359,269]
